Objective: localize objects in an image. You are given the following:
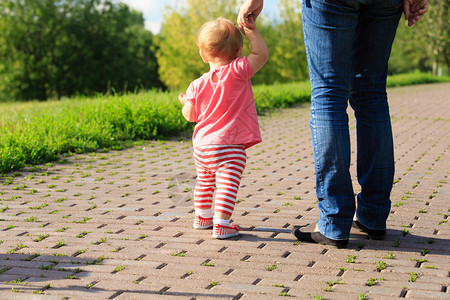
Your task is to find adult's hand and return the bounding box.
[403,0,428,27]
[237,0,264,30]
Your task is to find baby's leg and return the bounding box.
[192,164,215,229]
[212,158,246,239]
[194,146,245,239]
[214,154,246,220]
[214,163,244,219]
[192,147,217,229]
[194,165,215,216]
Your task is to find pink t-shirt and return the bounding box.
[185,57,262,149]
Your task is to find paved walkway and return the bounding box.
[0,83,449,299]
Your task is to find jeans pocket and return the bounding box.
[388,0,402,10]
[324,0,358,6]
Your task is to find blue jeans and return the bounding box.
[302,0,402,240]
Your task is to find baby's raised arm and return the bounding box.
[242,26,269,74]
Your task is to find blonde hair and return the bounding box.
[197,17,243,62]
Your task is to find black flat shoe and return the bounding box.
[352,220,386,240]
[291,223,348,248]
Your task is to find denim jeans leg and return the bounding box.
[302,0,359,240]
[349,0,402,231]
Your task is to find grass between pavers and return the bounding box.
[0,84,446,300]
[1,72,449,175]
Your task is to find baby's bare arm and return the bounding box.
[179,93,196,122]
[243,26,269,74]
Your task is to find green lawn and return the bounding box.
[1,72,449,174]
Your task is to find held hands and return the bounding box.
[237,0,263,31]
[237,0,269,75]
[403,0,428,27]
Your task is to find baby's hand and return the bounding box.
[179,92,187,106]
[240,24,255,36]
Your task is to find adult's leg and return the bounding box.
[302,0,359,240]
[349,0,402,231]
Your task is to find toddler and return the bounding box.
[179,17,269,239]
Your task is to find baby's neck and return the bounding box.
[209,57,234,70]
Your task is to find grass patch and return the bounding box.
[366,277,379,286]
[325,280,344,287]
[386,72,450,87]
[1,73,446,174]
[113,265,125,273]
[0,90,190,174]
[265,264,278,271]
[376,260,387,272]
[55,239,66,247]
[408,272,420,282]
[346,255,357,263]
[33,234,50,242]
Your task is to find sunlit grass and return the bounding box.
[1,73,448,174]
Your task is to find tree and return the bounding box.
[0,0,60,100]
[389,0,449,75]
[389,20,429,74]
[0,0,162,101]
[259,0,308,84]
[419,0,449,75]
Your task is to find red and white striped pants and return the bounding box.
[193,145,247,216]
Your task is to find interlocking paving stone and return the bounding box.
[0,83,449,299]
